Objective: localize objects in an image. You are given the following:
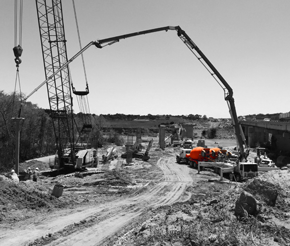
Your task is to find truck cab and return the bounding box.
[183,139,193,149]
[176,148,192,164]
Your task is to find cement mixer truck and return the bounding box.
[185,147,223,168]
[185,146,258,181]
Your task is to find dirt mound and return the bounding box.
[20,160,50,172]
[55,169,134,188]
[116,174,290,246]
[0,180,70,223]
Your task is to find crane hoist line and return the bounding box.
[13,0,23,67]
[12,0,24,118]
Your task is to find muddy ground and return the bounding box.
[0,140,290,246]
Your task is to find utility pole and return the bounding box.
[12,117,24,175]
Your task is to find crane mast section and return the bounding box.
[35,0,72,114]
[35,0,75,165]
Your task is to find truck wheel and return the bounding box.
[235,173,242,182]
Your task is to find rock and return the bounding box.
[244,179,278,206]
[235,191,259,218]
[208,234,218,242]
[208,199,219,205]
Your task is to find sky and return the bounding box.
[1,0,290,118]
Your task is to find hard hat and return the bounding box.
[35,167,39,171]
[11,169,15,173]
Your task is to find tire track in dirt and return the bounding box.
[47,157,193,246]
[0,156,193,246]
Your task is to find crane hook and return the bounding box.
[13,45,23,67]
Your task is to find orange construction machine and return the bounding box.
[186,147,223,168]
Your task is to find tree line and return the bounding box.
[101,113,207,121]
[0,91,105,172]
[0,91,54,171]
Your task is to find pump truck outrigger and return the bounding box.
[25,25,254,178]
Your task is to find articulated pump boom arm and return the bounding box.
[95,26,246,157]
[26,25,246,158]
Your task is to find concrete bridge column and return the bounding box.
[159,126,166,149]
[248,126,256,147]
[182,123,194,140]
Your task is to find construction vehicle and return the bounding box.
[18,0,96,171]
[197,139,206,147]
[171,125,183,147]
[185,146,257,182]
[102,147,118,164]
[176,139,194,163]
[182,139,193,149]
[121,139,153,161]
[176,148,192,164]
[75,148,98,169]
[160,123,183,147]
[186,147,223,168]
[255,147,275,167]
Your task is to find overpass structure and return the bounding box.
[241,121,290,153]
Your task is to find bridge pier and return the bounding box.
[159,125,166,149]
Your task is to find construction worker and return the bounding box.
[10,169,19,184]
[32,167,39,182]
[25,167,33,180]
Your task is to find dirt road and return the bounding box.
[0,156,194,246]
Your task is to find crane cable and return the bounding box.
[13,0,23,67]
[13,0,24,117]
[72,0,89,89]
[71,0,91,119]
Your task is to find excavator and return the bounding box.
[162,123,184,147]
[121,132,154,161]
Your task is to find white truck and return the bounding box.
[183,139,193,149]
[176,148,192,164]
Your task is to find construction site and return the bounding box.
[1,1,290,246]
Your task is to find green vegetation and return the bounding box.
[0,91,55,172]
